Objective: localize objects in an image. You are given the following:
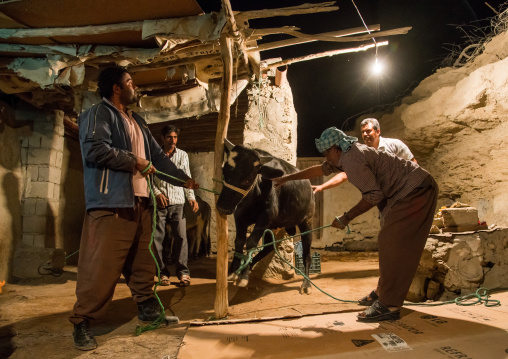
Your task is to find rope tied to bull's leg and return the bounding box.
[233,224,341,274]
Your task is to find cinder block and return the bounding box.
[23,198,37,215]
[48,200,60,215]
[22,234,34,246]
[52,184,61,200]
[38,166,61,184]
[28,148,51,165]
[55,151,63,168]
[33,234,46,248]
[26,181,54,198]
[28,165,39,181]
[23,215,46,234]
[20,148,28,165]
[29,135,42,148]
[35,199,48,216]
[441,207,479,227]
[21,138,29,148]
[49,150,57,167]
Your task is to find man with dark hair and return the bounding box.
[273,127,437,322]
[153,124,199,287]
[70,65,199,350]
[312,117,416,194]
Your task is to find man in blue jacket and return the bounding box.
[69,65,199,350]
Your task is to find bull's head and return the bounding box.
[216,139,282,215]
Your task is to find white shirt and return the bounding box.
[378,136,414,161]
[153,148,195,205]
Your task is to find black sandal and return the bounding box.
[358,290,378,306]
[357,301,400,322]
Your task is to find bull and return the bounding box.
[216,139,315,294]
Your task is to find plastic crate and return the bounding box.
[294,252,321,275]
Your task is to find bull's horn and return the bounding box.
[259,155,272,165]
[224,138,235,152]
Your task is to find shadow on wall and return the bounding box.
[1,172,22,282]
[60,138,85,265]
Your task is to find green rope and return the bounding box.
[136,167,221,335]
[155,169,220,195]
[236,227,501,308]
[135,174,166,335]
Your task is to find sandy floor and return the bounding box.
[0,251,379,358]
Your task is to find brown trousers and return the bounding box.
[377,176,438,307]
[69,200,156,325]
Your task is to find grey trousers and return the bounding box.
[154,204,189,279]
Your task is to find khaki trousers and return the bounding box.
[377,176,438,307]
[69,199,156,324]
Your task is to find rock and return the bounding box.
[441,207,479,227]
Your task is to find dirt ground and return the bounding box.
[0,251,379,358]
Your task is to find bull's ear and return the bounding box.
[224,138,235,153]
[259,155,272,165]
[259,166,284,179]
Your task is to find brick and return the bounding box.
[26,181,54,198]
[55,124,65,136]
[441,207,479,227]
[40,133,64,151]
[55,151,63,168]
[28,148,51,165]
[23,215,46,234]
[22,234,34,246]
[29,135,42,148]
[23,198,37,215]
[48,200,60,215]
[20,148,28,165]
[38,166,61,184]
[35,199,48,216]
[28,165,39,181]
[33,234,46,248]
[49,150,57,167]
[52,184,61,200]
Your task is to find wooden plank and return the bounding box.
[254,25,381,52]
[251,26,411,43]
[234,1,338,22]
[261,41,389,70]
[214,32,232,320]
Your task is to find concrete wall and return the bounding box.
[58,137,85,266]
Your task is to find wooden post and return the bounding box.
[213,33,233,319]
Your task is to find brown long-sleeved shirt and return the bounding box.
[322,143,430,217]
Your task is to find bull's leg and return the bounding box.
[298,220,314,295]
[235,227,266,287]
[228,222,248,281]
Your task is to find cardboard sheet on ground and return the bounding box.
[178,291,508,358]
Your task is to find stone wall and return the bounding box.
[408,228,508,302]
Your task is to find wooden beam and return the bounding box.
[214,33,233,320]
[222,0,251,76]
[0,21,144,39]
[234,1,339,23]
[260,41,389,70]
[251,26,412,43]
[254,25,380,52]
